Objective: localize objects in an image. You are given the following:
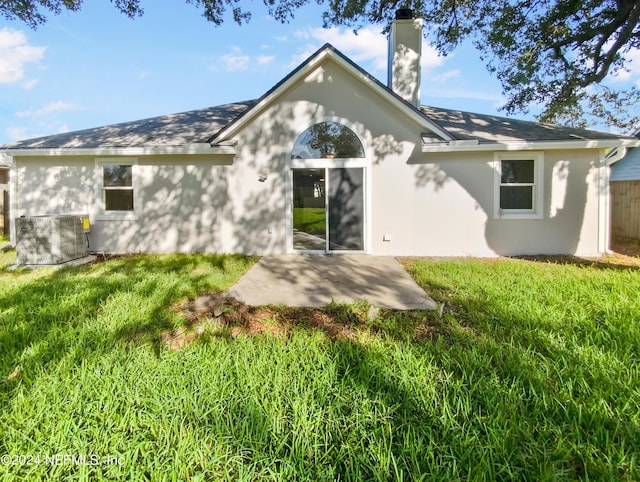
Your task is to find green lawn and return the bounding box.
[293,207,326,235]
[0,251,639,480]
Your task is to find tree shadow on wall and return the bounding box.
[409,148,595,256]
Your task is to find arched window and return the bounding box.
[292,122,365,159]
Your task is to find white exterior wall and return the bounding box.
[395,150,603,257]
[232,58,606,257]
[13,154,283,254]
[10,58,607,257]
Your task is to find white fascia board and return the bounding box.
[1,144,236,157]
[422,138,640,153]
[0,152,13,166]
[210,48,454,143]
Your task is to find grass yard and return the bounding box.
[0,251,639,480]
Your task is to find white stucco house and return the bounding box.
[1,10,639,257]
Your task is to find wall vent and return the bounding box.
[16,215,89,265]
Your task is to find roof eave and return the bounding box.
[421,138,640,153]
[0,143,237,157]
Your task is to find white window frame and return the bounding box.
[95,157,138,220]
[493,151,544,219]
[286,117,371,254]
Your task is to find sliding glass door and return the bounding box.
[292,169,326,251]
[292,167,364,252]
[328,168,364,250]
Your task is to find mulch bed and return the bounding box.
[161,294,388,351]
[611,238,640,260]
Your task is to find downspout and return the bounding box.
[600,147,627,254]
[605,146,627,166]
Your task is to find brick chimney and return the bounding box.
[388,8,423,107]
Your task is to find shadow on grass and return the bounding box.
[149,285,638,479]
[1,254,638,479]
[0,254,255,403]
[404,258,640,480]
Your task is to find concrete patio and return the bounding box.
[226,254,436,310]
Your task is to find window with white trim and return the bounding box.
[96,158,137,220]
[494,152,543,219]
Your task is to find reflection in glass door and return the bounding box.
[292,169,326,251]
[292,168,364,252]
[328,168,364,250]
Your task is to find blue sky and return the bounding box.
[1,2,637,145]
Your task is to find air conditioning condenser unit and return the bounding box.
[15,214,89,265]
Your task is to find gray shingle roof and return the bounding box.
[3,99,628,151]
[2,98,628,151]
[420,105,626,143]
[1,101,255,150]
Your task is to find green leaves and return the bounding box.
[1,0,142,28]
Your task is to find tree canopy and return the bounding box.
[3,0,640,131]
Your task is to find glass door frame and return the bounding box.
[288,158,369,254]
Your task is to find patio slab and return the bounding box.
[226,254,436,310]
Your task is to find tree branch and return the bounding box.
[584,2,640,84]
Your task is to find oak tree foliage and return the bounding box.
[3,0,640,131]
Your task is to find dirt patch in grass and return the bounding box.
[610,238,640,260]
[162,294,440,351]
[515,252,640,269]
[399,252,640,270]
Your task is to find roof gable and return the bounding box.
[208,43,454,143]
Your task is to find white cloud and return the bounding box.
[292,26,444,73]
[609,47,640,86]
[0,28,45,84]
[22,79,38,90]
[6,126,28,141]
[215,46,276,71]
[600,39,640,87]
[15,100,78,119]
[6,120,69,142]
[221,53,250,71]
[257,55,275,65]
[296,26,387,70]
[430,70,461,83]
[288,44,322,67]
[293,31,309,41]
[419,44,445,70]
[427,88,504,103]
